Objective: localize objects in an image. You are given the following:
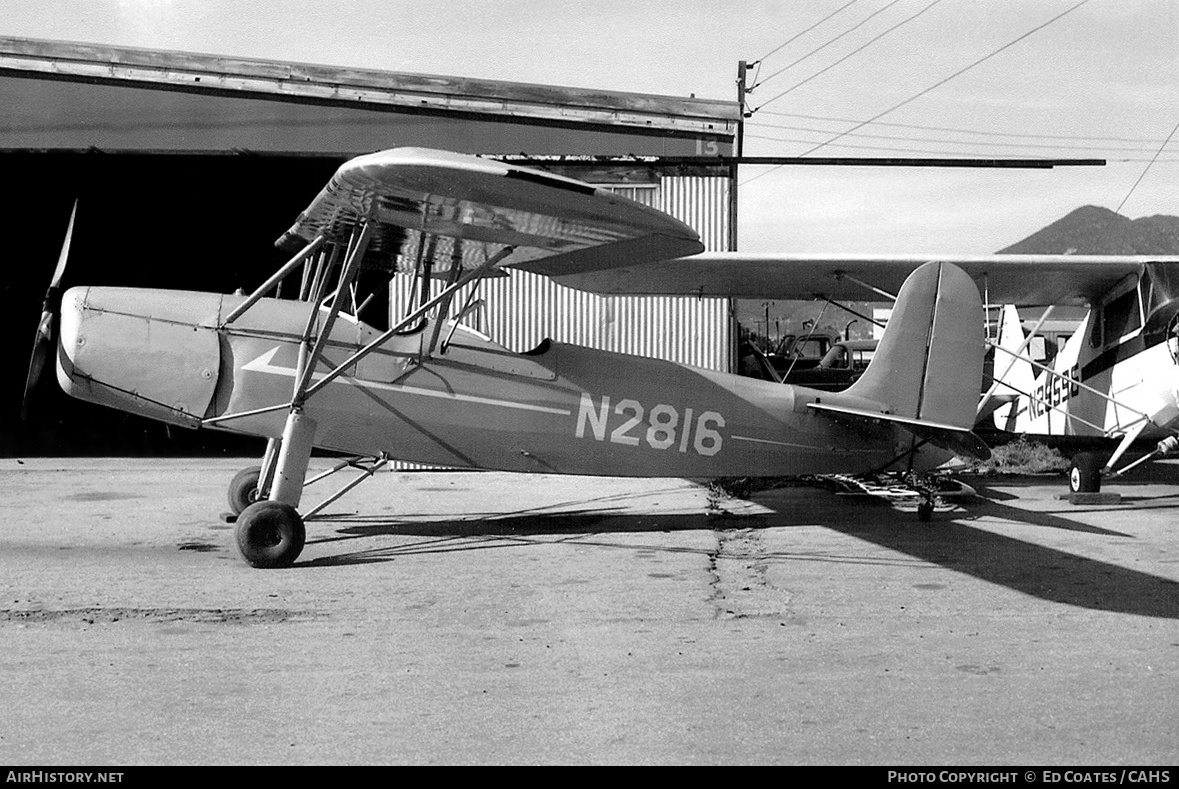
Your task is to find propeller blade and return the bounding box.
[22,312,54,420]
[50,200,77,290]
[21,201,78,419]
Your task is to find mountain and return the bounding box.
[999,206,1179,254]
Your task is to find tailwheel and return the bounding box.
[907,472,937,522]
[227,466,265,515]
[234,501,305,569]
[1068,452,1102,493]
[917,498,934,523]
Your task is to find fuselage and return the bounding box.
[56,286,953,477]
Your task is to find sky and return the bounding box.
[5,0,1178,260]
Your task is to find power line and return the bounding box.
[1113,118,1179,215]
[752,0,903,90]
[754,0,946,111]
[800,0,1092,156]
[742,0,1093,186]
[752,0,859,69]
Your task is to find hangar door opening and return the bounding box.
[5,153,734,457]
[5,151,356,456]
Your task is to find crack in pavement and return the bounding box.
[707,527,795,620]
[0,607,321,625]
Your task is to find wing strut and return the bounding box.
[422,240,467,360]
[441,287,484,355]
[204,241,514,426]
[817,296,887,331]
[303,246,516,400]
[301,454,391,520]
[977,306,1056,418]
[834,270,897,301]
[988,339,1155,431]
[221,234,326,327]
[292,222,374,406]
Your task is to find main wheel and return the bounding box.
[1068,452,1102,493]
[228,466,264,515]
[234,501,305,569]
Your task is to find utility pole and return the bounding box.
[727,60,750,373]
[730,60,748,255]
[736,60,747,159]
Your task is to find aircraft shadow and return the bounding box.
[822,503,1179,620]
[302,507,718,565]
[299,483,1179,620]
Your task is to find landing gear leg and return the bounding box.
[235,411,316,569]
[269,411,316,509]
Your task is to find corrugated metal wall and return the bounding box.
[391,175,734,371]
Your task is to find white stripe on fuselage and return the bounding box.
[730,434,881,453]
[242,346,572,416]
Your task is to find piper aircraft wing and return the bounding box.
[276,147,704,277]
[549,252,1179,307]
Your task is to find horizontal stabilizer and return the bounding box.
[808,402,992,461]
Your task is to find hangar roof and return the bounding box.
[0,36,737,151]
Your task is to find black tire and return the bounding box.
[1069,452,1102,493]
[234,501,305,569]
[228,466,264,515]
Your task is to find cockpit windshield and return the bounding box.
[1141,264,1179,335]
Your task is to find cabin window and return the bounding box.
[1103,289,1141,342]
[1091,282,1142,348]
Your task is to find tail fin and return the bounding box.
[809,261,990,460]
[845,261,984,429]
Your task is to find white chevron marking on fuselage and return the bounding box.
[241,346,572,416]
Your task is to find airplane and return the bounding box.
[548,248,1179,495]
[986,297,1179,494]
[23,146,994,568]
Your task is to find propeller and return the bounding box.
[22,201,77,419]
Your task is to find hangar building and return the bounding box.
[0,37,740,456]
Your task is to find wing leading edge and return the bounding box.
[276,147,703,277]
